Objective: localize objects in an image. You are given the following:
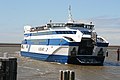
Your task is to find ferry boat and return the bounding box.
[21,7,109,65]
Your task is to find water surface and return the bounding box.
[0,46,120,80]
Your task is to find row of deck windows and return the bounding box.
[22,39,68,45]
[24,31,76,37]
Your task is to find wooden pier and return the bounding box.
[0,56,17,80]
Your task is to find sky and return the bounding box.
[0,0,120,45]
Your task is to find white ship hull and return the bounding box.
[21,15,109,65]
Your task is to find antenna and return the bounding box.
[68,5,74,23]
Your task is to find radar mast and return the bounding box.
[68,5,74,23]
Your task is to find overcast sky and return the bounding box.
[0,0,120,45]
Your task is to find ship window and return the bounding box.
[39,39,48,45]
[40,32,48,35]
[49,39,68,45]
[22,39,27,44]
[61,31,65,34]
[27,40,34,44]
[97,38,105,43]
[32,33,38,36]
[34,39,40,44]
[72,31,76,34]
[64,31,68,34]
[81,31,91,35]
[49,39,61,45]
[37,31,55,35]
[56,31,60,34]
[24,33,31,37]
[48,31,53,34]
[31,31,76,36]
[84,25,94,29]
[64,37,74,41]
[55,31,76,34]
[67,31,72,34]
[23,39,69,45]
[25,39,49,45]
[66,23,84,27]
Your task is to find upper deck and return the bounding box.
[24,22,94,33]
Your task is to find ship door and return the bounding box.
[78,38,94,55]
[70,47,77,56]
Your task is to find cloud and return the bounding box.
[91,16,120,45]
[96,28,120,45]
[80,16,120,45]
[96,28,120,33]
[92,17,120,27]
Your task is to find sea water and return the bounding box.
[0,46,120,80]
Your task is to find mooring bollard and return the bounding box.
[59,70,75,80]
[63,71,68,80]
[106,51,108,57]
[70,71,75,80]
[59,70,63,80]
[0,56,17,80]
[117,48,120,61]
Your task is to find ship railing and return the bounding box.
[30,26,49,32]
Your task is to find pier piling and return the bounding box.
[106,51,108,57]
[117,48,120,61]
[70,71,75,80]
[59,70,75,80]
[0,56,17,80]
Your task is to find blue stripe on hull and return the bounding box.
[47,55,68,63]
[20,51,68,63]
[20,51,105,65]
[21,51,49,60]
[22,39,80,46]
